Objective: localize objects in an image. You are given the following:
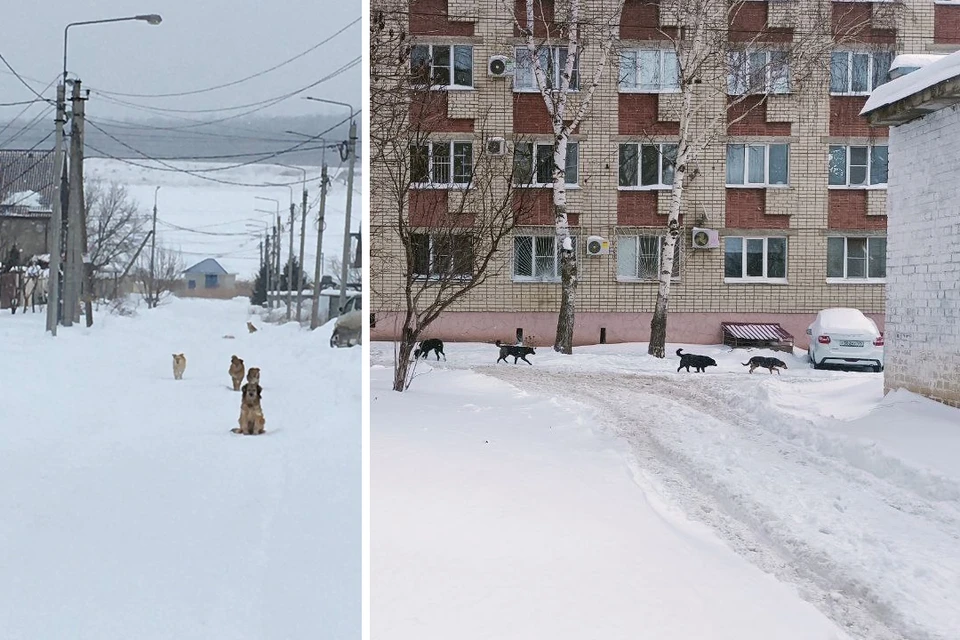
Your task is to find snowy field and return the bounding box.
[85,157,360,279]
[0,298,360,639]
[371,341,960,640]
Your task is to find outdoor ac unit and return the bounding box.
[487,137,507,156]
[586,235,610,256]
[488,55,515,77]
[691,227,720,249]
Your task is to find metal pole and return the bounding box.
[337,120,357,315]
[310,164,329,329]
[45,83,66,335]
[149,186,159,308]
[63,79,85,326]
[286,201,294,320]
[264,232,271,308]
[274,217,281,310]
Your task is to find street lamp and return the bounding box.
[64,15,163,83]
[304,96,358,319]
[254,196,280,309]
[273,163,310,322]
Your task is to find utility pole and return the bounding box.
[264,233,272,308]
[274,216,281,310]
[45,83,66,335]
[286,201,295,320]
[71,80,94,327]
[149,186,159,308]
[63,79,85,326]
[296,184,308,322]
[310,163,329,330]
[337,120,357,316]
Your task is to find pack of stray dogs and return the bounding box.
[675,348,788,374]
[411,337,539,365]
[170,321,268,436]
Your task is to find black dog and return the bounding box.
[496,340,535,365]
[676,348,717,373]
[742,356,788,375]
[414,338,446,361]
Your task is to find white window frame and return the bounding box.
[726,143,790,187]
[830,50,894,95]
[826,236,887,283]
[618,142,677,190]
[619,49,680,93]
[828,145,888,188]
[410,44,474,90]
[512,234,577,282]
[723,236,789,283]
[513,142,579,187]
[616,233,682,282]
[728,49,791,95]
[410,141,474,188]
[514,46,579,92]
[410,233,474,281]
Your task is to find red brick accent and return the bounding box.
[831,2,896,44]
[513,0,560,38]
[409,190,476,227]
[513,189,579,226]
[728,2,792,43]
[409,91,474,133]
[513,94,555,134]
[409,0,475,37]
[828,190,887,230]
[829,96,887,138]
[620,0,677,40]
[727,96,792,135]
[618,94,681,136]
[617,191,659,226]
[935,4,960,44]
[724,189,789,229]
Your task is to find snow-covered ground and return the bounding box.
[371,341,960,640]
[0,298,360,639]
[85,157,360,278]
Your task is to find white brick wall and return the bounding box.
[885,103,960,407]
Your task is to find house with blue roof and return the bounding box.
[180,258,238,298]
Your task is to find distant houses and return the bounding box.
[179,258,242,298]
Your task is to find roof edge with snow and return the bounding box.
[861,49,960,126]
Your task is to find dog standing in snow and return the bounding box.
[172,353,187,380]
[234,381,265,435]
[229,356,245,391]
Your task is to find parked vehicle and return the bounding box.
[807,308,884,372]
[330,294,361,348]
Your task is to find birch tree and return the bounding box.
[513,0,626,354]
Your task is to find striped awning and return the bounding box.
[722,322,793,342]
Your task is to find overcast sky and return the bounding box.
[0,0,360,124]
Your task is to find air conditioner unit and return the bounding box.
[691,227,720,249]
[586,235,610,256]
[488,55,515,78]
[487,137,507,156]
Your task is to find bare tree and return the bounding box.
[371,5,539,391]
[135,244,184,307]
[327,255,362,289]
[644,0,897,357]
[84,177,148,277]
[511,0,627,354]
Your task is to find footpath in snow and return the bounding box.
[0,298,360,640]
[372,341,960,640]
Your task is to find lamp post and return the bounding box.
[48,13,162,334]
[273,163,310,322]
[304,96,357,318]
[149,186,160,308]
[254,196,279,308]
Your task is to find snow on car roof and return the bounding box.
[816,308,879,334]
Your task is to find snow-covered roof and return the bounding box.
[861,49,960,122]
[183,258,229,275]
[816,308,880,335]
[1,190,43,208]
[889,54,946,72]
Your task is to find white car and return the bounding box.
[806,308,884,372]
[330,294,362,348]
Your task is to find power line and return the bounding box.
[0,99,48,107]
[0,52,55,104]
[89,18,361,99]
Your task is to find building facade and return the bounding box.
[371,0,960,348]
[0,149,56,259]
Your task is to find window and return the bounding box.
[410,44,474,88]
[187,279,196,290]
[827,236,886,280]
[830,51,893,95]
[514,46,579,91]
[724,236,788,281]
[204,274,219,288]
[513,235,576,281]
[619,143,677,189]
[619,49,679,92]
[617,234,681,281]
[728,50,790,95]
[513,142,579,186]
[726,144,790,186]
[411,233,474,279]
[828,145,887,187]
[410,141,473,186]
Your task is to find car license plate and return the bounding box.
[839,340,864,347]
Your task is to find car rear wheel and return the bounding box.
[873,365,883,373]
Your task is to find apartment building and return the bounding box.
[370,0,960,347]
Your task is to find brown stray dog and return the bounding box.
[743,355,788,375]
[246,367,261,387]
[247,322,258,333]
[172,353,186,380]
[229,356,245,391]
[233,382,265,435]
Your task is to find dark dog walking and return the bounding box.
[496,340,536,365]
[742,356,788,375]
[414,338,446,361]
[676,348,717,373]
